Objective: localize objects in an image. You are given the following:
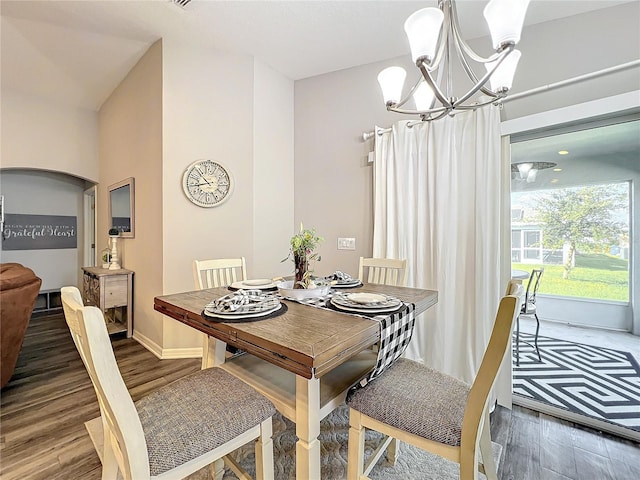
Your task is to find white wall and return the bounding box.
[0,89,98,293]
[293,2,640,284]
[0,170,87,289]
[0,90,99,181]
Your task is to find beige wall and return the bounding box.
[160,43,295,351]
[293,3,640,280]
[98,40,164,347]
[1,90,99,181]
[252,60,295,279]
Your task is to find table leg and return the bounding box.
[202,333,226,369]
[295,375,321,480]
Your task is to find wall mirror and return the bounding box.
[108,177,135,238]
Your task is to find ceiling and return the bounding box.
[511,119,640,191]
[1,0,635,111]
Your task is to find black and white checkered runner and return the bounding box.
[282,291,416,392]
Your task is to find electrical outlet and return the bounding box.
[337,237,356,250]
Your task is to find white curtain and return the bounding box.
[373,105,504,384]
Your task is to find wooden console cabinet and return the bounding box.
[82,267,134,337]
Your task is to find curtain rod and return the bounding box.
[362,60,640,140]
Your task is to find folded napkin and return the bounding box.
[330,271,353,282]
[206,289,280,314]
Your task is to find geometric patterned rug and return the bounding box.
[513,333,640,432]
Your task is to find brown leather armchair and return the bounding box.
[1,263,42,388]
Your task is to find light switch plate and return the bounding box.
[337,237,356,250]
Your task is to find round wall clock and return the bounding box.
[182,159,233,208]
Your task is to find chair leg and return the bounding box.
[101,430,119,480]
[386,437,399,466]
[255,418,274,480]
[534,314,542,362]
[479,415,498,480]
[208,459,225,480]
[347,409,365,480]
[515,315,520,367]
[459,449,479,480]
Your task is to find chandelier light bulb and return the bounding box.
[483,0,531,50]
[485,49,522,92]
[517,162,533,178]
[413,82,435,111]
[378,0,529,121]
[526,168,538,183]
[404,8,444,63]
[377,66,407,105]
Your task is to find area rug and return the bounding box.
[87,404,500,480]
[513,333,640,432]
[221,405,501,480]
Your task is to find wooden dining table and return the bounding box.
[154,283,437,480]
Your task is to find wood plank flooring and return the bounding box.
[1,312,638,479]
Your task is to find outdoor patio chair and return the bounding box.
[514,268,544,366]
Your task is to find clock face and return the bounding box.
[182,159,233,208]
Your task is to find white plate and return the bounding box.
[346,293,387,304]
[277,280,331,300]
[243,279,273,286]
[230,280,277,290]
[330,299,403,314]
[332,293,401,310]
[204,304,281,319]
[332,280,362,288]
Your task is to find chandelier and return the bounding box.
[511,161,557,183]
[378,0,530,121]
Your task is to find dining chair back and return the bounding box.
[514,268,544,366]
[61,286,275,480]
[346,293,520,480]
[193,257,247,289]
[358,257,407,286]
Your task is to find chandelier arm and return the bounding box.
[427,3,452,71]
[452,48,512,107]
[392,76,427,110]
[449,0,504,63]
[422,110,450,122]
[387,104,448,116]
[453,37,501,99]
[451,95,504,110]
[418,62,451,107]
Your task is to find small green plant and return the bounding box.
[108,227,119,236]
[282,223,324,288]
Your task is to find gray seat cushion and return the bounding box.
[136,367,275,476]
[347,358,470,446]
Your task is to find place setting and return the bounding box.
[203,289,286,322]
[229,278,279,292]
[324,271,363,289]
[329,291,405,315]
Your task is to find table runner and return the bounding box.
[281,291,416,392]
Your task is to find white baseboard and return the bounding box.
[132,330,203,360]
[161,346,203,359]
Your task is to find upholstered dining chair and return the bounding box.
[346,293,520,480]
[514,268,544,366]
[61,286,275,480]
[358,257,407,287]
[193,257,248,289]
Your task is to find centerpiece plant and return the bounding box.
[283,223,323,289]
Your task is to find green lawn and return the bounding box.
[513,254,629,302]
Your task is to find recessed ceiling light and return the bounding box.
[553,168,562,172]
[551,179,559,183]
[558,150,569,155]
